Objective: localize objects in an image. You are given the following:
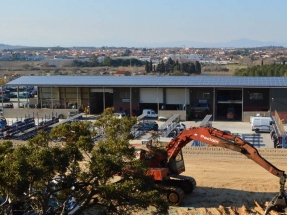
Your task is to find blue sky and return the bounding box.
[1,0,286,47]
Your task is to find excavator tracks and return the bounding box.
[167,175,197,194]
[160,185,185,206]
[158,176,196,205]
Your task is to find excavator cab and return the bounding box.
[168,150,185,175]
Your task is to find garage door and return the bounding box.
[140,88,163,103]
[166,88,190,104]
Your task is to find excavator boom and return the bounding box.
[141,115,287,214]
[163,122,287,214]
[166,126,286,178]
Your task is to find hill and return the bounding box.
[0,43,27,50]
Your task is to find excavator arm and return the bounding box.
[166,126,285,178]
[164,126,287,214]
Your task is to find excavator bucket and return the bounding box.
[265,176,287,215]
[264,194,287,214]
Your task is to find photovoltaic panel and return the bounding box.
[5,76,287,87]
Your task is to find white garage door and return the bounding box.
[140,88,163,103]
[166,88,190,104]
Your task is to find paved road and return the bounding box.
[156,120,275,148]
[2,108,281,148]
[1,97,36,109]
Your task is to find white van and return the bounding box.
[250,116,273,133]
[142,109,158,118]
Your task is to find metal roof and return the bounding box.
[5,76,287,87]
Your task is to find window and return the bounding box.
[196,92,210,99]
[249,93,263,100]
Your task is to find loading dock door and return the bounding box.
[140,88,163,103]
[216,89,242,121]
[89,88,113,114]
[166,88,190,105]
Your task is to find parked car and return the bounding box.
[167,129,178,138]
[8,92,18,98]
[113,111,127,119]
[0,117,7,128]
[190,103,210,113]
[250,116,273,133]
[19,102,35,108]
[227,107,235,120]
[68,111,80,118]
[138,121,158,131]
[30,90,37,96]
[0,96,10,102]
[18,86,26,91]
[3,103,13,108]
[142,109,158,118]
[18,92,34,98]
[176,123,186,131]
[7,86,18,92]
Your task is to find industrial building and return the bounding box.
[4,76,287,122]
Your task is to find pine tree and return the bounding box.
[145,61,150,73]
[195,61,201,74]
[149,60,153,72]
[0,112,169,214]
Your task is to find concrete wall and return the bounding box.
[242,111,270,122]
[158,110,186,121]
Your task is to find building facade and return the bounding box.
[4,76,287,122]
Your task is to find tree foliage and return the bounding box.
[72,57,144,67]
[234,64,287,76]
[0,110,168,214]
[155,58,201,75]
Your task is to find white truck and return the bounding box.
[142,109,158,118]
[250,116,273,133]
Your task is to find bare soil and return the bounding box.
[161,148,287,215]
[83,147,287,215]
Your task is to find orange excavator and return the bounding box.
[137,120,287,215]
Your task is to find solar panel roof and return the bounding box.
[5,76,287,87]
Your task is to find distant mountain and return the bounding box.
[0,44,27,50]
[214,38,287,48]
[1,38,286,49]
[144,38,287,48]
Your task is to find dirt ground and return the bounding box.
[159,148,287,215]
[83,147,287,215]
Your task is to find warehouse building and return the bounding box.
[4,76,287,122]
